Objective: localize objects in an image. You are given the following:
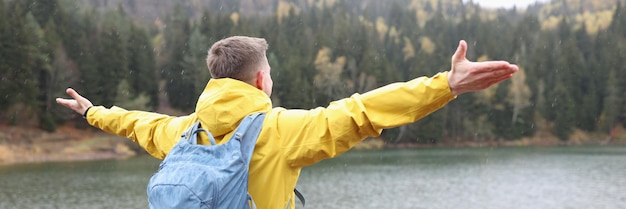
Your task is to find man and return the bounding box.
[57,36,518,208]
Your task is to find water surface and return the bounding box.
[298,146,626,209]
[1,146,624,209]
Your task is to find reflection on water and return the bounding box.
[0,157,160,209]
[1,146,625,209]
[298,146,626,209]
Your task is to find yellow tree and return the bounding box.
[420,36,436,55]
[313,47,351,100]
[277,0,299,24]
[375,17,389,42]
[473,55,500,108]
[506,67,532,124]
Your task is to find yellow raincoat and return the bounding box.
[86,72,455,209]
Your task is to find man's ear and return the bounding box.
[255,70,264,91]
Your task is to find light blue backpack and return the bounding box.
[147,113,266,209]
[147,113,305,209]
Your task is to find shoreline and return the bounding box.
[0,124,137,166]
[1,124,625,166]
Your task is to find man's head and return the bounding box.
[206,36,272,96]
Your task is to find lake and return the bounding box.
[1,146,625,209]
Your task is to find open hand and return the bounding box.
[447,40,519,95]
[56,88,93,116]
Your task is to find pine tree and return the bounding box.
[95,19,129,107]
[162,3,193,111]
[52,3,84,61]
[609,0,626,36]
[198,9,215,42]
[0,2,40,125]
[75,9,101,106]
[44,19,84,123]
[180,26,210,100]
[547,18,584,139]
[598,69,622,134]
[115,80,152,111]
[571,25,600,131]
[25,12,57,130]
[552,84,575,141]
[22,0,58,26]
[126,24,158,107]
[0,0,9,109]
[270,7,317,108]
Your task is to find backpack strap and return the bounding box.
[230,112,266,167]
[234,113,307,208]
[182,122,218,145]
[181,113,264,155]
[294,188,306,208]
[285,188,306,209]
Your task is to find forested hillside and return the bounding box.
[1,0,625,144]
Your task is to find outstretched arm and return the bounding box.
[281,40,519,167]
[56,88,195,159]
[447,40,519,95]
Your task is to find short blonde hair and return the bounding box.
[206,36,269,82]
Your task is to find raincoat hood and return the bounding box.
[195,78,273,138]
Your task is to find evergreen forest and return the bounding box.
[1,0,625,144]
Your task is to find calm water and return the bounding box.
[1,146,625,209]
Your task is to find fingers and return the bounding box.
[472,61,511,71]
[55,88,94,115]
[66,88,84,101]
[67,88,93,105]
[57,88,76,106]
[509,64,519,72]
[55,98,73,108]
[452,40,468,62]
[471,62,518,77]
[482,65,518,88]
[461,62,517,90]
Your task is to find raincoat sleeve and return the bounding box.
[85,106,197,159]
[277,72,456,167]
